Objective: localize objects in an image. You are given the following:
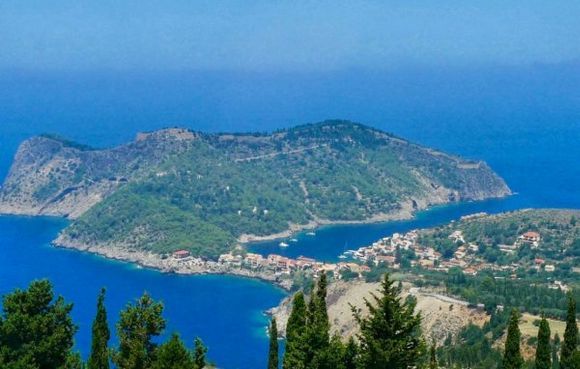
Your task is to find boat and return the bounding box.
[279,242,289,247]
[306,231,316,236]
[290,238,298,242]
[338,255,348,259]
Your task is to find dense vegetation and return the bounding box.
[1,121,509,259]
[274,274,579,369]
[0,276,577,368]
[346,210,579,321]
[418,210,580,271]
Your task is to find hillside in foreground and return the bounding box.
[0,121,510,258]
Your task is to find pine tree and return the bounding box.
[151,333,194,369]
[560,294,578,369]
[113,293,166,369]
[0,280,77,369]
[283,292,308,369]
[429,342,438,369]
[88,288,110,369]
[503,308,524,369]
[193,337,207,369]
[353,273,425,369]
[536,316,552,369]
[267,318,279,369]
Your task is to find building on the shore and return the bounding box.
[173,250,191,259]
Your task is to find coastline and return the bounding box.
[46,193,513,288]
[49,202,423,289]
[236,199,421,243]
[52,236,295,290]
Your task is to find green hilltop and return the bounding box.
[0,121,511,259]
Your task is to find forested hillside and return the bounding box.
[0,121,510,258]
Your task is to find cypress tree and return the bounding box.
[560,294,578,369]
[308,274,331,367]
[552,334,561,369]
[313,334,346,369]
[536,316,552,369]
[503,308,524,369]
[353,273,425,369]
[267,318,279,369]
[193,337,207,369]
[283,292,308,369]
[88,288,110,369]
[429,342,438,369]
[343,337,358,369]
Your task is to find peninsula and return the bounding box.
[0,120,510,266]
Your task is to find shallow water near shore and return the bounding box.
[0,69,579,368]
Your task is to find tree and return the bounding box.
[343,337,358,369]
[88,288,110,369]
[151,333,194,369]
[536,316,552,369]
[113,293,166,369]
[0,280,77,369]
[267,318,279,369]
[552,334,561,369]
[429,342,438,369]
[307,274,331,367]
[193,337,207,369]
[560,294,578,369]
[353,273,425,369]
[503,308,524,369]
[312,334,346,369]
[64,352,85,369]
[283,292,308,369]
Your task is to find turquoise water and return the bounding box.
[0,67,578,367]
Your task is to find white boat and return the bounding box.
[306,231,316,236]
[279,242,289,247]
[290,238,298,242]
[338,255,348,259]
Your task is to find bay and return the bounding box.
[0,66,578,368]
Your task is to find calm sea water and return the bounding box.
[0,66,578,368]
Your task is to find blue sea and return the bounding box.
[0,66,579,368]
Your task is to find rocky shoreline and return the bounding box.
[50,197,447,287]
[53,235,294,290]
[51,192,512,289]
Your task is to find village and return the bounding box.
[164,217,570,292]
